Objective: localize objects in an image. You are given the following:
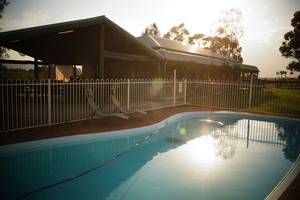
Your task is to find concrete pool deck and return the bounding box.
[0,105,299,199]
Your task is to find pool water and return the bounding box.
[0,112,300,200]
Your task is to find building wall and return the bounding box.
[81,59,160,80]
[81,63,98,79]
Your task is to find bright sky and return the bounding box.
[1,0,299,78]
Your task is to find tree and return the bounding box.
[279,10,300,72]
[142,23,161,37]
[276,70,287,80]
[216,8,244,41]
[211,8,244,62]
[188,33,206,46]
[0,0,9,19]
[203,36,219,50]
[203,36,230,54]
[0,0,9,59]
[163,23,190,42]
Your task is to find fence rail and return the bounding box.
[1,79,300,132]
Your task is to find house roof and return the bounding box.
[137,35,259,72]
[158,49,226,66]
[0,16,164,65]
[240,64,259,72]
[0,16,259,73]
[137,35,239,63]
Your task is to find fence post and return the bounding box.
[184,79,187,105]
[248,74,253,109]
[127,79,130,110]
[48,79,52,126]
[173,70,176,106]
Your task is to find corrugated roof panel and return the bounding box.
[138,35,259,72]
[136,35,161,48]
[137,35,239,63]
[158,49,225,66]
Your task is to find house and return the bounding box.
[0,16,259,81]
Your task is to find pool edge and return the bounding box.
[1,111,299,152]
[265,154,300,200]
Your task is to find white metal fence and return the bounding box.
[1,79,299,132]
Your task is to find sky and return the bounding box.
[1,0,299,78]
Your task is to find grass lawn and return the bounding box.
[251,87,300,116]
[188,86,300,117]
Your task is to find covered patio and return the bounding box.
[0,16,164,80]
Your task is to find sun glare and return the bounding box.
[166,0,241,37]
[185,136,220,166]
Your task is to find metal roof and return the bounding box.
[158,49,225,66]
[137,35,239,63]
[0,16,164,64]
[240,64,259,72]
[137,35,259,72]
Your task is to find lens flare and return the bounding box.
[179,128,187,135]
[175,123,187,135]
[148,81,163,96]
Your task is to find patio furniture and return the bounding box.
[110,94,154,120]
[86,89,129,120]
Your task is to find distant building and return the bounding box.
[0,16,259,81]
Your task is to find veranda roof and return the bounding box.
[0,16,164,65]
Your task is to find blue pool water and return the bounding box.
[0,112,300,200]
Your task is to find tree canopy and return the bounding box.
[188,33,205,46]
[279,10,300,72]
[141,23,161,37]
[0,0,9,19]
[0,0,9,59]
[211,8,244,62]
[163,23,190,42]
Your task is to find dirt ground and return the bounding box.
[0,105,299,199]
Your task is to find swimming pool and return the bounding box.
[0,112,300,200]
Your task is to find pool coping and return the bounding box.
[265,153,300,200]
[2,111,299,152]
